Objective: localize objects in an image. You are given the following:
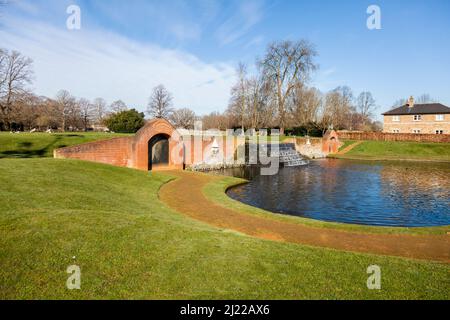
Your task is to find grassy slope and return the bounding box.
[0,132,130,159]
[338,140,356,151]
[0,159,448,299]
[330,140,450,162]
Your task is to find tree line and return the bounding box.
[142,40,384,135]
[220,40,382,135]
[2,44,435,135]
[0,48,191,133]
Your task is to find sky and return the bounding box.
[1,0,449,119]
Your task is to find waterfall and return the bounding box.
[272,143,309,167]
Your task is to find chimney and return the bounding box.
[407,96,415,108]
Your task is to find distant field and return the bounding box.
[0,132,131,159]
[331,140,450,162]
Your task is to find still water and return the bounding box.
[223,159,450,227]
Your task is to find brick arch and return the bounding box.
[131,118,184,171]
[322,130,341,154]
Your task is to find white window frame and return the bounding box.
[435,130,444,135]
[412,129,421,134]
[392,129,400,133]
[435,114,444,121]
[392,116,400,122]
[413,115,422,121]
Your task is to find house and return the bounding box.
[382,97,450,134]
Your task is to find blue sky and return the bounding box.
[1,0,449,118]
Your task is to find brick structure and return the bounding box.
[382,97,450,134]
[54,118,244,171]
[55,119,183,171]
[283,132,342,158]
[322,130,341,153]
[337,131,450,143]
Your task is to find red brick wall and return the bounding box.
[322,130,340,153]
[54,137,132,167]
[54,119,244,171]
[337,131,450,143]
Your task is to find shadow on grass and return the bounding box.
[0,136,63,159]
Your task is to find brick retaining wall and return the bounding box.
[337,131,450,143]
[54,137,133,167]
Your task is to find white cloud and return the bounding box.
[215,0,265,45]
[244,35,264,49]
[322,67,336,77]
[0,15,236,115]
[169,23,202,41]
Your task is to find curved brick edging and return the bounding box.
[159,171,450,263]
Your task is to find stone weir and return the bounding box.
[247,143,309,167]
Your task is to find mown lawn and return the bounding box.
[0,132,130,159]
[0,158,448,299]
[331,140,450,162]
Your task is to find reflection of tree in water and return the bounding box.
[379,162,450,212]
[227,159,450,226]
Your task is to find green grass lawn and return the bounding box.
[0,132,131,159]
[0,158,448,299]
[331,140,450,162]
[337,140,356,152]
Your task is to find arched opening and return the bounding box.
[329,137,337,153]
[148,134,170,170]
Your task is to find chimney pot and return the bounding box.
[408,96,414,108]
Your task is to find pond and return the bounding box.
[223,159,450,227]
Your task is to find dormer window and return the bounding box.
[413,115,422,121]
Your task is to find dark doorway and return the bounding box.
[329,137,336,153]
[148,134,169,170]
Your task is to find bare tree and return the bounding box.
[36,97,60,130]
[228,63,248,131]
[259,40,317,134]
[147,84,174,119]
[333,86,354,129]
[291,83,322,128]
[391,94,436,110]
[78,98,94,131]
[247,76,273,129]
[92,97,108,125]
[110,100,128,113]
[169,108,196,129]
[202,112,230,130]
[0,49,34,130]
[391,98,407,109]
[10,92,40,131]
[416,94,436,104]
[319,86,354,132]
[356,91,376,128]
[55,90,76,131]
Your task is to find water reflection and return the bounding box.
[224,159,450,227]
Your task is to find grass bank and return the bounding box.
[0,132,130,159]
[330,140,450,162]
[1,158,449,299]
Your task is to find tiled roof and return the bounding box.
[382,103,450,115]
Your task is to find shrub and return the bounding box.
[104,109,145,133]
